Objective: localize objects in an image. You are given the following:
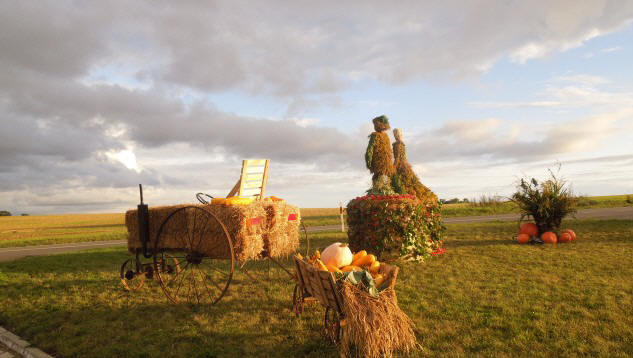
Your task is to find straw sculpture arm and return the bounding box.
[365,133,376,170]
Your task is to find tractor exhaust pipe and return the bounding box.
[137,184,151,258]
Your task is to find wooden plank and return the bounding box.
[260,160,270,200]
[294,258,307,289]
[243,173,264,182]
[244,168,265,176]
[240,187,262,197]
[317,271,335,308]
[244,159,267,166]
[226,180,240,198]
[242,180,263,190]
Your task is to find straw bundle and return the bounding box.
[126,203,266,262]
[340,284,418,358]
[262,201,301,258]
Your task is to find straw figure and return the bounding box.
[365,115,395,194]
[392,128,438,205]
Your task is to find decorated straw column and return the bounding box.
[347,116,445,261]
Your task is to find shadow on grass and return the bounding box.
[0,250,337,357]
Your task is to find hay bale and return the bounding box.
[340,284,418,358]
[261,201,301,258]
[126,203,266,262]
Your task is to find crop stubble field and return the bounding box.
[0,219,632,357]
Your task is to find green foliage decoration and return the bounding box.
[510,169,577,233]
[346,195,445,261]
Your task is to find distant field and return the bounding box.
[0,213,126,248]
[441,193,633,217]
[0,194,630,248]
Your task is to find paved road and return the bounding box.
[445,206,632,223]
[0,240,126,262]
[0,207,630,262]
[312,206,632,230]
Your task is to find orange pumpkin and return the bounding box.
[541,231,557,244]
[558,232,572,243]
[519,222,538,237]
[562,229,576,241]
[517,233,530,244]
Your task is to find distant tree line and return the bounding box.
[0,210,11,216]
[439,198,469,204]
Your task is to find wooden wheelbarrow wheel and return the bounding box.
[324,306,342,345]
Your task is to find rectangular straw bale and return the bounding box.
[261,201,301,258]
[126,203,266,262]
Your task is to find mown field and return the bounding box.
[0,213,126,248]
[0,219,632,357]
[0,194,630,247]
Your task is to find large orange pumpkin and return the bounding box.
[562,229,576,241]
[558,232,572,243]
[517,233,530,244]
[541,231,557,244]
[519,222,538,237]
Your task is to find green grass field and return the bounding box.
[1,219,631,357]
[441,194,633,218]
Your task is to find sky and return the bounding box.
[1,1,633,214]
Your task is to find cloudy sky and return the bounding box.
[1,1,633,214]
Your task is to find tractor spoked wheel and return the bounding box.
[154,206,235,306]
[120,257,146,291]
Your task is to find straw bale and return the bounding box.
[340,283,418,358]
[261,201,301,258]
[126,203,266,262]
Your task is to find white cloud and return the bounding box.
[471,74,633,109]
[105,149,140,172]
[601,46,622,53]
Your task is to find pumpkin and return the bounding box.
[369,260,380,273]
[341,265,362,272]
[225,196,254,206]
[352,250,367,263]
[353,254,376,267]
[558,232,572,243]
[541,231,557,244]
[562,229,576,241]
[321,242,353,268]
[519,222,538,237]
[517,233,530,244]
[211,198,227,205]
[315,259,328,271]
[326,264,342,273]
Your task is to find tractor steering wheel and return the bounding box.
[196,193,214,204]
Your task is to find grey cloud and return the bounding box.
[0,1,115,77]
[2,0,633,213]
[5,1,630,96]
